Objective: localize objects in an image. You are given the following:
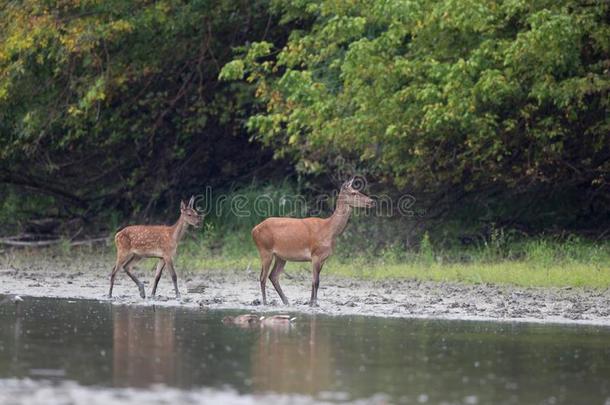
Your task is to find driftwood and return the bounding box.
[0,236,108,247]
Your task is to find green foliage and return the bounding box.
[1,0,609,243]
[224,0,610,229]
[204,180,303,235]
[0,0,282,231]
[0,185,58,233]
[419,231,435,265]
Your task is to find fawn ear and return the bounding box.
[342,178,354,190]
[180,200,187,211]
[188,195,195,208]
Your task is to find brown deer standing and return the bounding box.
[108,196,203,299]
[252,179,374,307]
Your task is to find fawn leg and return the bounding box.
[151,260,166,297]
[108,264,119,298]
[108,253,133,298]
[258,251,273,305]
[124,257,145,299]
[269,258,289,305]
[166,259,181,299]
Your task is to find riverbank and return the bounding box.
[1,251,609,326]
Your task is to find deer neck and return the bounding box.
[327,196,352,238]
[171,215,189,243]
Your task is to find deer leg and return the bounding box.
[258,251,273,305]
[108,253,133,298]
[309,258,324,307]
[166,259,181,299]
[151,260,166,298]
[108,264,120,298]
[124,257,145,299]
[269,258,289,305]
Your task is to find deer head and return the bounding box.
[180,196,204,228]
[340,178,375,208]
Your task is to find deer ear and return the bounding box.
[188,196,195,208]
[342,178,354,190]
[180,200,186,211]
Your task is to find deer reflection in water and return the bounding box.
[110,306,333,394]
[250,316,333,395]
[112,306,176,387]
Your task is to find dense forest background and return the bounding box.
[0,0,608,250]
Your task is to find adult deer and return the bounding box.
[252,179,374,306]
[108,196,203,299]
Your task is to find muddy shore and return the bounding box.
[1,255,609,326]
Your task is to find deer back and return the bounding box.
[115,225,175,256]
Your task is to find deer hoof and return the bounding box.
[309,301,319,307]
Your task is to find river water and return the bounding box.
[0,295,609,404]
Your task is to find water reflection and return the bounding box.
[112,306,176,387]
[251,317,333,394]
[1,296,610,404]
[11,301,23,371]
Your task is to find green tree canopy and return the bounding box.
[0,0,283,229]
[223,0,610,230]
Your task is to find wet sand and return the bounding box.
[1,255,609,326]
